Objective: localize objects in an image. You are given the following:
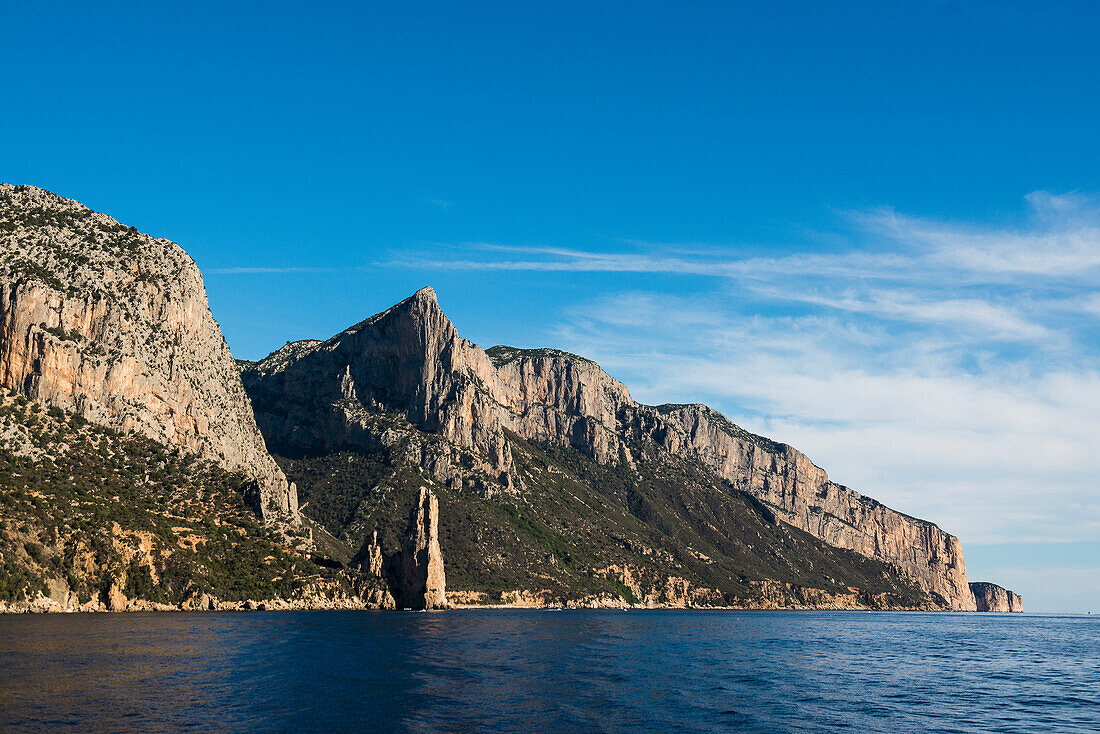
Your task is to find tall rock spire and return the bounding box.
[397,487,447,610]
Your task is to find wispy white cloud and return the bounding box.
[389,250,723,275]
[557,295,1100,548]
[207,266,337,275]
[764,289,1055,341]
[397,190,1100,288]
[854,194,1100,279]
[1078,292,1100,318]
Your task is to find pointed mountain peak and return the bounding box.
[412,285,437,303]
[392,285,441,317]
[340,286,448,338]
[389,286,438,312]
[384,286,441,317]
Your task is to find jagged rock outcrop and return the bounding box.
[242,289,636,479]
[244,287,984,609]
[970,582,1023,612]
[365,530,384,577]
[0,184,296,519]
[241,287,511,480]
[396,487,447,610]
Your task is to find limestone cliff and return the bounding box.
[489,352,974,609]
[397,487,447,610]
[0,184,296,519]
[244,287,983,609]
[621,404,975,610]
[970,582,1023,612]
[487,345,635,464]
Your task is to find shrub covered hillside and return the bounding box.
[0,388,372,610]
[276,421,933,610]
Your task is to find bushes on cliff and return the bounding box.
[0,390,317,606]
[0,540,47,602]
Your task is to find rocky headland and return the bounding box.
[970,582,1024,612]
[0,185,1022,613]
[242,286,1019,612]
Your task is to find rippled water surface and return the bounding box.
[0,610,1096,732]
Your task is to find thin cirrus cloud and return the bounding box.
[756,289,1056,342]
[389,249,724,275]
[856,193,1100,279]
[207,265,339,275]
[399,190,1100,287]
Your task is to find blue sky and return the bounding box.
[3,2,1098,612]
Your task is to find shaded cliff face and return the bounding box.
[241,287,510,478]
[244,288,984,610]
[970,582,1023,612]
[0,184,296,519]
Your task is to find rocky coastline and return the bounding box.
[0,185,1024,615]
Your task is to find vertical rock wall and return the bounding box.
[241,287,511,477]
[970,582,1023,612]
[627,404,976,610]
[0,184,296,519]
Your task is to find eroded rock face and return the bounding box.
[242,288,989,610]
[0,184,296,519]
[970,582,1023,612]
[365,530,384,577]
[241,287,511,478]
[488,346,634,464]
[487,357,976,610]
[397,487,447,610]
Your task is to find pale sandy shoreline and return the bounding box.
[0,596,954,614]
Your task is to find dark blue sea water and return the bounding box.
[0,610,1095,733]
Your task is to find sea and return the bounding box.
[0,610,1095,732]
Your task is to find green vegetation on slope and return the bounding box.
[0,389,341,606]
[277,419,931,608]
[485,345,595,367]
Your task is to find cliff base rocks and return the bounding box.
[271,428,933,610]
